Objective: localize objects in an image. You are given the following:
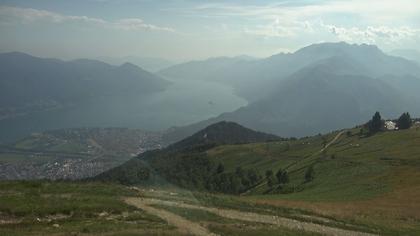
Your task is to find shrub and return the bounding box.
[305,165,315,183]
[276,169,289,184]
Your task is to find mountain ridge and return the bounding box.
[0,51,170,118]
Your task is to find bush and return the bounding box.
[305,165,315,183]
[216,163,225,173]
[276,169,289,184]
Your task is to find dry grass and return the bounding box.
[247,167,420,233]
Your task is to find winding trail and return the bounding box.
[125,198,218,236]
[319,130,345,154]
[125,196,376,236]
[242,130,346,195]
[286,130,346,171]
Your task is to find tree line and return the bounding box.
[367,111,413,134]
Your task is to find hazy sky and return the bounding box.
[1,0,419,61]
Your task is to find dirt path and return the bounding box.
[243,130,346,195]
[286,130,346,171]
[125,198,218,236]
[319,130,345,154]
[128,197,376,236]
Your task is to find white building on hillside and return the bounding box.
[385,120,397,130]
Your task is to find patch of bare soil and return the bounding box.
[125,198,218,236]
[128,197,376,236]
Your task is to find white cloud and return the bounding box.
[0,6,174,32]
[189,0,420,43]
[322,23,420,44]
[113,18,174,32]
[192,0,420,23]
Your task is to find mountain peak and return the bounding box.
[118,62,150,73]
[120,62,138,68]
[295,41,382,56]
[167,121,280,151]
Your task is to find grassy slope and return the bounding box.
[207,127,420,199]
[0,181,175,236]
[2,127,420,235]
[206,127,420,234]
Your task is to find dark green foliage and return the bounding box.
[151,152,216,190]
[265,169,275,188]
[235,167,244,177]
[217,163,225,174]
[305,165,315,183]
[367,111,384,133]
[397,112,412,130]
[246,169,260,185]
[96,122,278,194]
[207,167,262,194]
[267,176,275,188]
[265,170,273,178]
[276,169,289,184]
[96,122,272,194]
[94,159,151,185]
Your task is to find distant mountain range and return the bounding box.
[0,52,247,143]
[99,55,176,72]
[3,42,420,142]
[161,42,420,139]
[161,42,420,102]
[390,49,420,65]
[0,52,169,121]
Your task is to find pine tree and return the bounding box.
[368,111,383,133]
[397,112,412,130]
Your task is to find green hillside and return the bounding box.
[94,120,420,234]
[98,121,420,201]
[209,126,420,201]
[3,122,420,235]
